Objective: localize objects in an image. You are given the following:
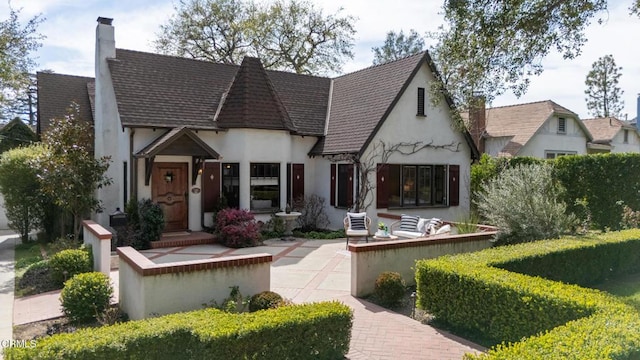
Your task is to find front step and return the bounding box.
[150,231,217,249]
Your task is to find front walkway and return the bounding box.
[9,238,484,359]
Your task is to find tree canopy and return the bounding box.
[584,54,624,118]
[39,103,111,240]
[371,29,425,65]
[0,117,37,153]
[0,8,44,121]
[427,0,635,113]
[154,0,356,75]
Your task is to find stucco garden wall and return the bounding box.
[349,231,496,297]
[118,246,271,320]
[0,193,8,230]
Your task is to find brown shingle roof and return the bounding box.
[108,49,328,135]
[216,57,295,132]
[316,52,426,155]
[463,100,588,156]
[36,72,94,134]
[581,117,634,143]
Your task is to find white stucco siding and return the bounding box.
[611,130,640,153]
[519,116,588,158]
[485,136,513,157]
[133,128,319,231]
[352,62,472,226]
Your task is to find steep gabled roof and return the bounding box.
[215,57,295,132]
[107,49,329,135]
[36,72,94,134]
[463,100,590,156]
[315,52,425,155]
[582,117,635,143]
[311,51,478,158]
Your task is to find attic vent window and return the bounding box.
[558,117,566,134]
[624,129,629,143]
[417,87,426,117]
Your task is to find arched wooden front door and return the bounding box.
[152,162,188,232]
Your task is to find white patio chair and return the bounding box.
[344,212,371,249]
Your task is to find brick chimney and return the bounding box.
[469,94,486,154]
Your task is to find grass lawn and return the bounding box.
[592,272,640,311]
[14,241,45,274]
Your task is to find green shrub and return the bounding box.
[374,271,405,308]
[139,199,165,242]
[416,229,640,358]
[118,199,165,250]
[476,163,576,245]
[249,291,284,312]
[5,302,353,360]
[60,272,113,324]
[48,248,92,286]
[17,260,58,295]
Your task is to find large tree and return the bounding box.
[155,0,356,75]
[39,103,111,240]
[371,29,425,65]
[0,8,44,121]
[427,0,632,114]
[584,54,624,118]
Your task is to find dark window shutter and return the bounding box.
[347,164,354,207]
[286,163,292,205]
[203,162,221,212]
[376,163,389,208]
[330,163,336,206]
[417,87,425,116]
[292,164,304,201]
[448,165,459,206]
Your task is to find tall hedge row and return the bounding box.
[554,153,640,230]
[415,229,640,359]
[4,301,353,360]
[471,153,640,230]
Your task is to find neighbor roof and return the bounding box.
[581,117,636,144]
[36,72,94,134]
[107,49,329,135]
[463,100,590,156]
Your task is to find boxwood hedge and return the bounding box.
[415,229,640,359]
[4,301,352,360]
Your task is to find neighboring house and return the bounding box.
[581,117,640,153]
[37,17,478,232]
[36,72,94,135]
[464,100,595,158]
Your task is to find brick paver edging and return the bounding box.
[348,232,497,252]
[117,246,272,276]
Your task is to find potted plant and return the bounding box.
[376,222,389,237]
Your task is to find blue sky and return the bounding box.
[4,0,640,120]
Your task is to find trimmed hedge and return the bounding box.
[4,301,353,360]
[415,229,640,359]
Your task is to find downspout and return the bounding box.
[129,129,136,202]
[354,158,360,212]
[201,160,206,231]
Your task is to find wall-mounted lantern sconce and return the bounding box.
[164,171,174,183]
[198,168,203,175]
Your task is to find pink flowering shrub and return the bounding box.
[216,208,261,248]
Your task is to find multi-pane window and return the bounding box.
[386,164,447,207]
[250,163,280,211]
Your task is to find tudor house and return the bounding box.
[37,17,478,232]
